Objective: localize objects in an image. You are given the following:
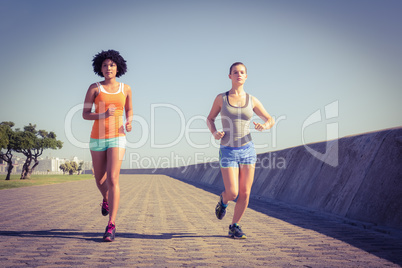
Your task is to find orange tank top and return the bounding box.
[90,82,126,139]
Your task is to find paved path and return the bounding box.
[0,174,401,267]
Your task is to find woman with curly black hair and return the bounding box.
[82,49,133,242]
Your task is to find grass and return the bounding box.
[0,174,94,190]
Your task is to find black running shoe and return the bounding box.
[229,223,246,239]
[103,222,116,242]
[101,200,109,216]
[215,194,227,220]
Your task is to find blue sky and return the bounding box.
[1,0,401,168]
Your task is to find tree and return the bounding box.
[59,163,67,175]
[13,125,36,180]
[59,160,81,175]
[30,129,63,174]
[77,161,84,175]
[14,124,63,179]
[0,122,15,180]
[1,122,63,180]
[65,162,72,175]
[0,124,8,149]
[60,161,78,175]
[59,163,68,175]
[69,161,78,175]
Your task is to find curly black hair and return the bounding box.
[92,49,127,78]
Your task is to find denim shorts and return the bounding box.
[89,136,126,151]
[219,142,257,168]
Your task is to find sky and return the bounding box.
[0,0,401,169]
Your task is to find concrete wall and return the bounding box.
[120,127,402,231]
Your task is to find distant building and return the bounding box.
[0,156,24,174]
[0,156,92,175]
[36,157,65,173]
[35,156,92,174]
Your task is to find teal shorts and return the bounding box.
[219,142,257,168]
[89,136,126,151]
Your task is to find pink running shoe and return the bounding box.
[103,222,116,242]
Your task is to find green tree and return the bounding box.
[59,163,67,175]
[69,161,78,175]
[14,124,63,179]
[59,161,81,175]
[78,161,84,175]
[0,124,8,149]
[0,122,16,180]
[65,161,72,175]
[61,161,78,175]
[30,129,63,173]
[13,125,36,180]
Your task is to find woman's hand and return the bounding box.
[253,120,274,131]
[125,121,132,132]
[253,122,265,131]
[213,131,225,140]
[106,106,116,117]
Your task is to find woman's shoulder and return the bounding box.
[122,82,131,89]
[211,92,225,107]
[87,82,100,94]
[89,82,99,89]
[215,92,227,101]
[122,83,131,94]
[218,91,228,98]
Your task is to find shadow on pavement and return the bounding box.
[0,229,226,243]
[174,177,402,266]
[0,229,102,242]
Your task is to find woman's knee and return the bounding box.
[107,174,120,188]
[95,171,106,181]
[224,189,238,201]
[238,190,251,200]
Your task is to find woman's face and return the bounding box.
[229,64,248,85]
[101,59,118,78]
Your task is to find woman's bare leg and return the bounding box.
[220,167,239,204]
[232,164,255,224]
[106,147,125,224]
[90,150,108,201]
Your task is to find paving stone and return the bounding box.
[0,174,401,267]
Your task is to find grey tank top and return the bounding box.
[220,91,254,147]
